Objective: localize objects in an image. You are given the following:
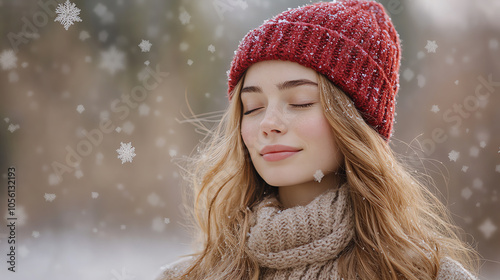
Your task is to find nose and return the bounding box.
[260,106,287,136]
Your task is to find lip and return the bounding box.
[260,145,302,162]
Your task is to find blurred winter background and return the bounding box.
[0,0,498,279]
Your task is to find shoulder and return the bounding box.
[154,256,194,280]
[437,257,478,280]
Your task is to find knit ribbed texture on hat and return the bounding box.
[228,0,401,140]
[246,185,354,272]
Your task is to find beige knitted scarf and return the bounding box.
[156,184,477,279]
[245,185,353,279]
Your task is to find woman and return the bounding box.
[156,1,479,279]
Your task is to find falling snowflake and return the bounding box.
[402,68,414,82]
[99,46,125,75]
[147,192,161,206]
[168,148,177,157]
[164,218,170,224]
[479,218,497,239]
[44,193,56,202]
[94,3,114,24]
[430,105,440,113]
[187,59,193,66]
[0,49,17,70]
[76,104,85,113]
[121,121,135,135]
[3,205,27,226]
[208,44,216,53]
[138,103,150,116]
[138,40,152,52]
[479,141,486,148]
[74,169,83,179]
[94,3,107,17]
[179,42,189,52]
[48,173,61,186]
[448,150,459,162]
[79,30,90,41]
[425,40,438,53]
[461,166,469,172]
[116,142,136,164]
[111,267,136,280]
[417,74,426,88]
[496,165,500,173]
[473,178,483,190]
[32,231,40,238]
[461,187,472,200]
[8,123,20,133]
[54,0,82,30]
[179,8,191,25]
[91,192,99,199]
[469,146,479,157]
[313,170,324,183]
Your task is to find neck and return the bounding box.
[277,172,341,209]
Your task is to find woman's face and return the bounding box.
[240,60,343,188]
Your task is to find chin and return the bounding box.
[261,176,307,187]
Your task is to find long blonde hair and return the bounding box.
[176,72,478,279]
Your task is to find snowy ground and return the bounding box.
[0,230,191,280]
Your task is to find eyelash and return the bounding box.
[243,103,314,115]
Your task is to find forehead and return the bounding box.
[243,60,317,86]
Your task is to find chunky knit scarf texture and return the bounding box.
[156,186,477,280]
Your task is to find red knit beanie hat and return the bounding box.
[228,0,402,140]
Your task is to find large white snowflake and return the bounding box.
[313,169,324,183]
[179,8,191,25]
[0,49,17,70]
[425,40,438,53]
[54,0,82,30]
[138,40,152,52]
[479,218,497,239]
[99,46,125,75]
[116,142,136,164]
[448,150,460,162]
[44,193,56,202]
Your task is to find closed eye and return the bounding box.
[243,107,262,115]
[243,103,315,115]
[291,103,315,108]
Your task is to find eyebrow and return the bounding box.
[241,79,318,95]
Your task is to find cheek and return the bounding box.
[296,114,332,139]
[298,114,340,157]
[240,120,255,149]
